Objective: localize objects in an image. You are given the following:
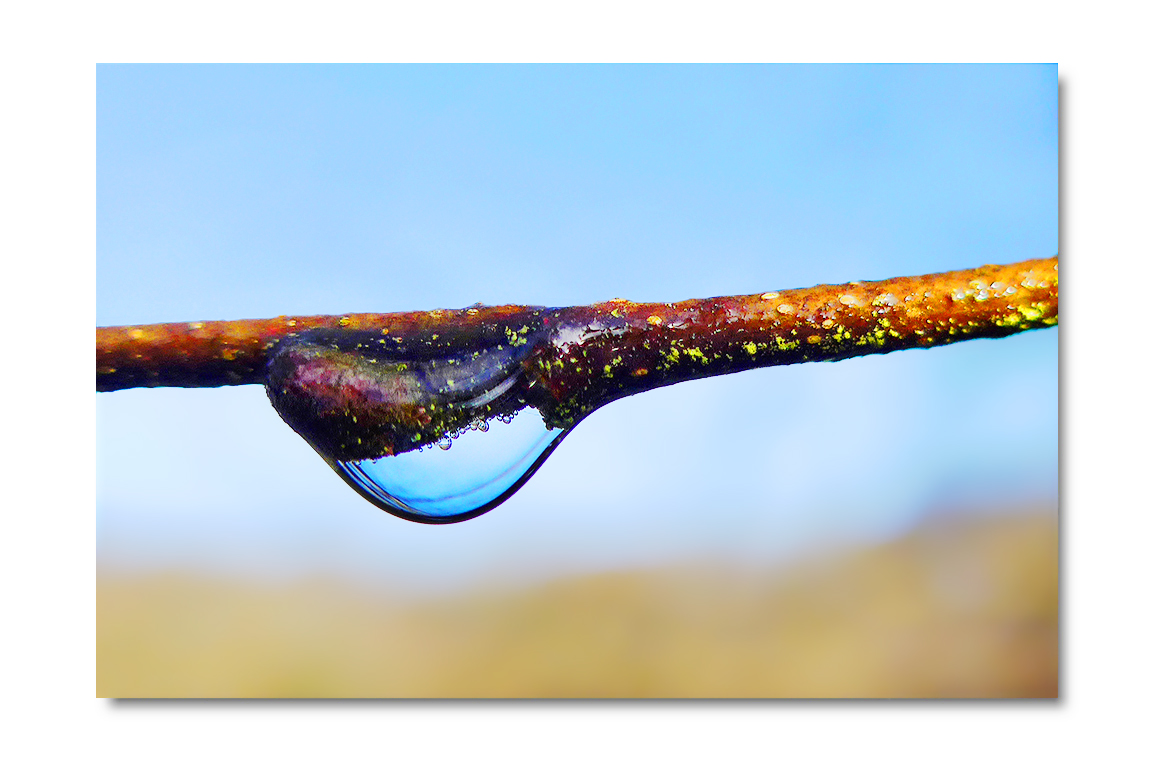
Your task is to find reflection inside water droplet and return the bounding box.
[334,408,569,523]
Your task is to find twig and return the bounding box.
[97,256,1058,397]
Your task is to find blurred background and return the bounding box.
[96,64,1058,697]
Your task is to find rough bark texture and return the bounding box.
[97,256,1059,401]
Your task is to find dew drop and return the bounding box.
[264,317,575,524]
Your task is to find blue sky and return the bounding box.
[96,65,1057,592]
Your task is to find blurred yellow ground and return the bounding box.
[97,506,1058,698]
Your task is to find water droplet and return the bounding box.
[264,317,575,523]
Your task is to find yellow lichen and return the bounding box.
[1017,304,1045,322]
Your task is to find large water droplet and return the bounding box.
[264,315,574,523]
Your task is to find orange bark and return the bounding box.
[97,256,1058,396]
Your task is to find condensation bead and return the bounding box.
[265,322,571,524]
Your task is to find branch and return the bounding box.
[97,256,1058,395]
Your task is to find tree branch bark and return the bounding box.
[97,256,1058,399]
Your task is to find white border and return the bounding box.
[4,0,1151,759]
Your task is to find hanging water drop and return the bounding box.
[264,315,574,523]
